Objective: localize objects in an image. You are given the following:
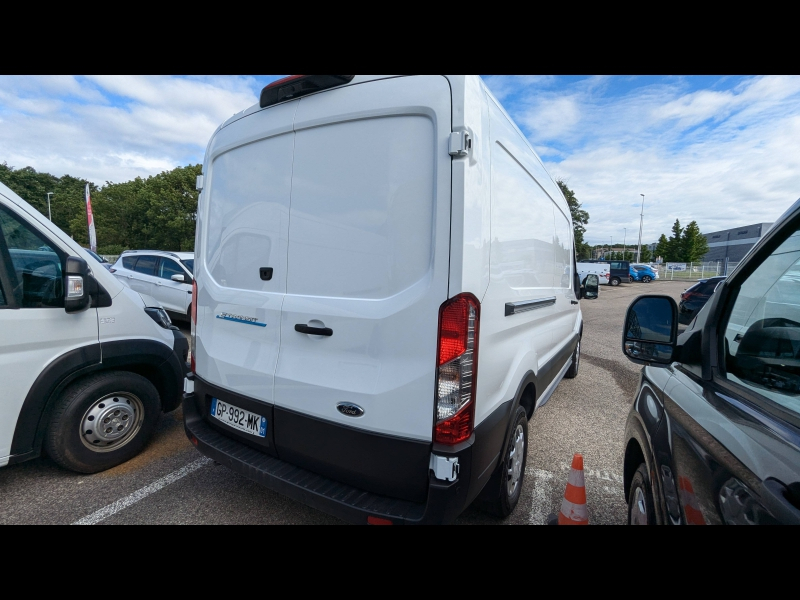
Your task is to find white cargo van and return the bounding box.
[0,183,188,473]
[183,75,595,524]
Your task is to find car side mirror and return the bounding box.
[171,273,188,283]
[623,295,678,366]
[583,274,599,299]
[64,256,93,313]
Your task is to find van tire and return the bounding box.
[610,277,621,286]
[481,406,528,519]
[44,371,161,474]
[565,338,580,379]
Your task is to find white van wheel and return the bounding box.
[45,371,161,473]
[482,406,528,518]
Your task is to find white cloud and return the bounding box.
[0,75,269,185]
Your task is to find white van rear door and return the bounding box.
[274,76,452,441]
[195,101,297,403]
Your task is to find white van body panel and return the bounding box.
[578,262,611,285]
[0,290,99,460]
[446,75,492,302]
[470,92,579,427]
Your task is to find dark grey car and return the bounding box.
[621,199,800,525]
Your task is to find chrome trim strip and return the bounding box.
[505,297,556,316]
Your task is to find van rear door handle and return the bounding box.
[295,324,333,336]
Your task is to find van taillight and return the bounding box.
[434,293,480,445]
[260,75,355,108]
[190,280,197,373]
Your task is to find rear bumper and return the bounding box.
[182,377,477,525]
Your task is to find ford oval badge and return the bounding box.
[336,402,364,417]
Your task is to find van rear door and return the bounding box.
[195,101,297,406]
[273,76,452,449]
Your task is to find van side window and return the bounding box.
[0,279,5,306]
[133,255,157,276]
[723,227,800,418]
[0,205,64,308]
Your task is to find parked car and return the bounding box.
[0,182,188,473]
[631,264,657,283]
[580,259,630,286]
[621,197,800,525]
[678,276,726,324]
[110,250,194,323]
[183,74,598,525]
[83,247,113,271]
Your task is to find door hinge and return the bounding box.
[449,131,472,157]
[430,454,459,482]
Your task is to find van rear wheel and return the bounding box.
[45,371,161,473]
[610,277,621,286]
[480,406,528,518]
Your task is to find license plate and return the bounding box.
[210,398,267,438]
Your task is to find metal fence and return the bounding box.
[654,261,740,281]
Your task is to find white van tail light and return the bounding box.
[260,75,355,108]
[434,293,480,445]
[190,280,197,373]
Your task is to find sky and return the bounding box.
[1,74,799,247]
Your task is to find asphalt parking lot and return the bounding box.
[0,279,692,525]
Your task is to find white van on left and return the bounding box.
[0,182,188,473]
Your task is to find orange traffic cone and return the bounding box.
[557,453,589,525]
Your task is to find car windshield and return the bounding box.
[182,259,194,273]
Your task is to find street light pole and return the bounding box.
[47,192,54,221]
[636,194,645,262]
[610,236,613,259]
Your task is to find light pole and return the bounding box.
[610,236,613,259]
[47,192,54,221]
[636,193,645,263]
[623,227,627,260]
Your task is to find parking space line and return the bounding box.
[72,458,212,525]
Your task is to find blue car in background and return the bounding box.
[630,264,657,283]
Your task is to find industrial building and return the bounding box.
[701,223,773,263]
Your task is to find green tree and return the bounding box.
[557,180,591,259]
[680,220,709,263]
[655,234,669,262]
[666,219,683,262]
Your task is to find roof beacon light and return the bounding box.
[260,75,354,108]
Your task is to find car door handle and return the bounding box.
[571,300,579,305]
[295,324,333,336]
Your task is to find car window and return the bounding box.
[181,259,193,273]
[159,258,185,280]
[122,256,137,270]
[0,205,64,308]
[133,255,157,276]
[723,228,800,417]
